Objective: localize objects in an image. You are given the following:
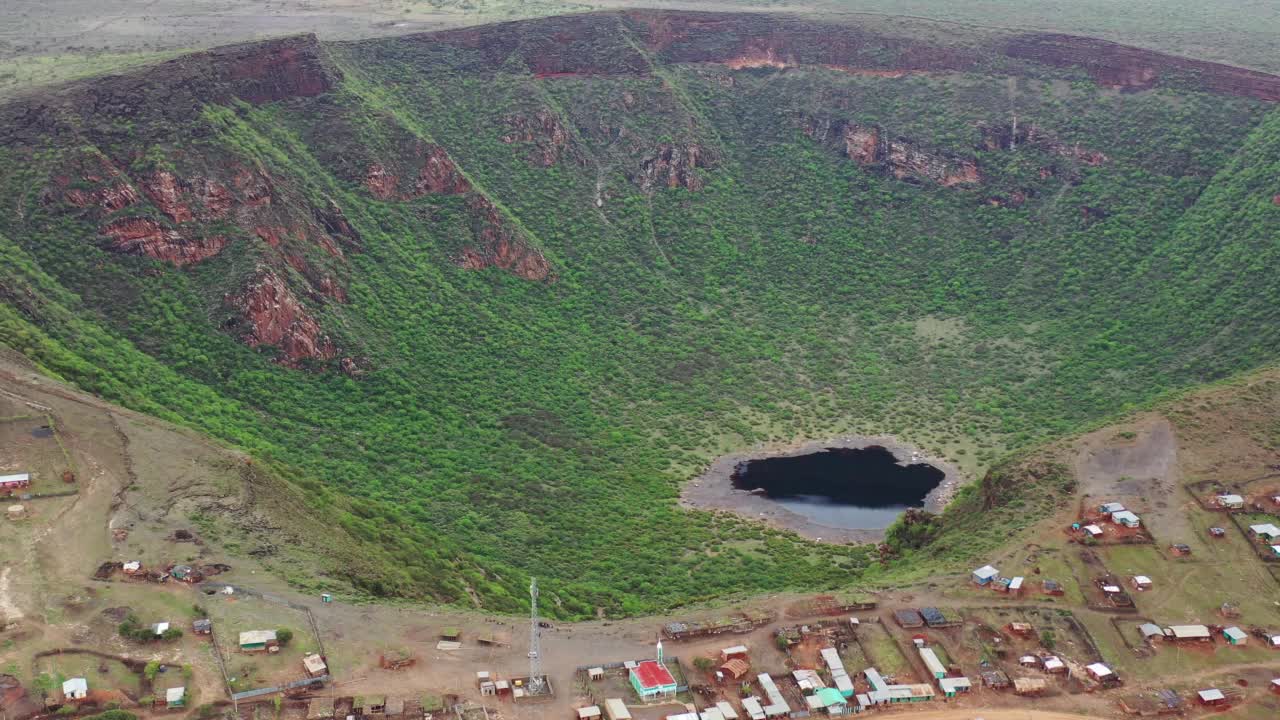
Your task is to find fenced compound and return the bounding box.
[201,582,330,710]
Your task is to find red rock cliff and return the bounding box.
[226,272,337,366]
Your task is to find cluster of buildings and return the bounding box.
[57,677,185,710]
[969,566,1037,595]
[1138,622,1275,647]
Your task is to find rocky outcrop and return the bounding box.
[804,117,980,187]
[501,110,571,166]
[638,144,711,192]
[65,183,140,212]
[364,145,471,200]
[885,141,980,186]
[365,164,399,200]
[313,199,363,250]
[978,122,1108,165]
[100,218,230,266]
[459,196,551,281]
[415,146,472,195]
[225,272,336,366]
[1004,33,1280,101]
[140,171,236,223]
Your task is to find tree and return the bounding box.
[144,661,161,681]
[276,629,294,646]
[1040,629,1057,651]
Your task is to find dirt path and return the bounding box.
[873,711,1107,720]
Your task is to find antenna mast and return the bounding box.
[528,578,545,694]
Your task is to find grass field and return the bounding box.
[860,622,913,679]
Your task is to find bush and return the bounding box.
[83,711,137,720]
[161,627,183,641]
[144,661,161,681]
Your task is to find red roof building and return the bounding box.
[629,661,677,699]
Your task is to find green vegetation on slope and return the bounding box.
[1,23,1278,618]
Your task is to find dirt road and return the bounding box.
[884,712,1106,720]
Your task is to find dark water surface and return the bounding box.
[730,445,944,530]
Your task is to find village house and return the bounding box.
[804,687,848,714]
[302,653,328,677]
[971,565,999,585]
[756,673,792,716]
[122,561,142,575]
[1209,527,1226,538]
[193,618,212,635]
[938,676,971,698]
[1013,677,1047,696]
[1083,524,1103,538]
[980,670,1010,689]
[604,699,632,720]
[1112,510,1141,528]
[1043,656,1066,673]
[1197,688,1227,707]
[1008,622,1034,638]
[1131,575,1153,591]
[1139,623,1163,641]
[919,607,954,628]
[0,474,31,493]
[1249,523,1280,541]
[720,645,748,662]
[1224,626,1248,645]
[577,706,602,720]
[820,647,855,698]
[1041,579,1064,596]
[919,647,946,680]
[62,678,88,701]
[1099,502,1125,515]
[893,609,924,628]
[1216,494,1244,509]
[152,621,170,637]
[718,658,750,681]
[1008,576,1024,595]
[1168,625,1212,642]
[239,629,279,652]
[166,687,186,709]
[1086,663,1117,683]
